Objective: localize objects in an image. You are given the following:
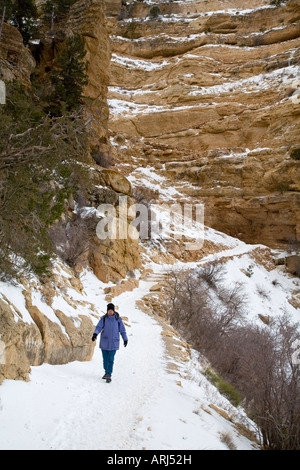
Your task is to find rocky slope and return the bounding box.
[107,0,300,248]
[0,23,35,86]
[0,0,141,383]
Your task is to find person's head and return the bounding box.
[107,303,115,316]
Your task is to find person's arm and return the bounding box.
[119,318,128,346]
[92,316,105,341]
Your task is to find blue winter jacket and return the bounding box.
[94,312,128,351]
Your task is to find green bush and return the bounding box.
[48,34,88,115]
[1,0,39,44]
[42,0,77,22]
[149,6,161,18]
[0,80,88,280]
[204,369,241,407]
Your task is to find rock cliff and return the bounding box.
[0,0,141,383]
[0,263,98,383]
[39,0,141,282]
[107,0,300,248]
[0,23,35,86]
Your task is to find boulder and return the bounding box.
[99,169,132,196]
[107,0,300,248]
[0,23,36,87]
[0,299,43,384]
[286,255,300,276]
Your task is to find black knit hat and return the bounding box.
[107,303,115,312]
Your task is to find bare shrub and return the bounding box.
[256,284,270,299]
[165,265,246,354]
[164,263,300,449]
[220,431,237,450]
[49,193,96,269]
[197,260,225,287]
[211,318,300,450]
[132,185,159,208]
[91,149,114,168]
[131,185,160,240]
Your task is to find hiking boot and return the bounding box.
[102,374,109,380]
[106,376,112,383]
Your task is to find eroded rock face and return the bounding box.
[35,0,111,155]
[67,0,111,154]
[0,263,99,385]
[49,166,140,284]
[0,299,42,384]
[0,23,36,86]
[107,0,300,248]
[0,1,141,383]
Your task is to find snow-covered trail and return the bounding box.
[0,281,165,450]
[0,274,258,451]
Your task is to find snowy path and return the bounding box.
[0,276,258,450]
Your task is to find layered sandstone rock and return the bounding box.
[0,264,97,384]
[32,0,142,282]
[107,0,300,248]
[35,0,111,155]
[50,165,141,283]
[67,0,111,155]
[0,23,36,86]
[0,299,42,383]
[0,1,141,383]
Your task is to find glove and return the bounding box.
[92,333,97,342]
[124,340,128,347]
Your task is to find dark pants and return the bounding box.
[101,349,116,377]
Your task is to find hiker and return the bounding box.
[92,303,128,383]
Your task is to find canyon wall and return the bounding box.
[0,0,141,383]
[107,0,300,248]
